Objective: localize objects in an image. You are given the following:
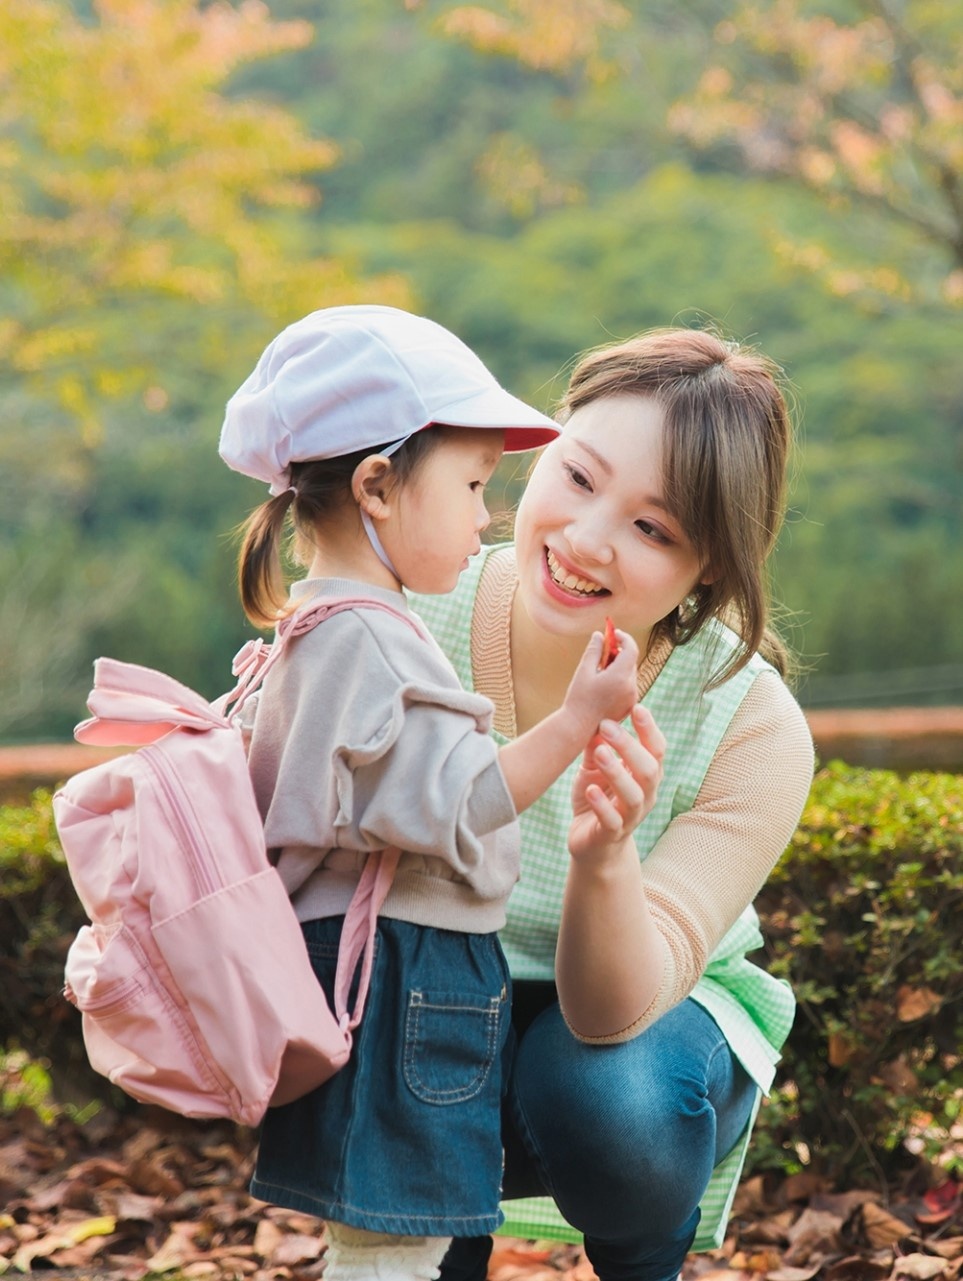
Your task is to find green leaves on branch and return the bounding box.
[753,762,963,1185]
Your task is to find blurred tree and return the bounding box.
[431,0,630,75]
[0,0,406,450]
[433,0,963,305]
[666,0,963,306]
[0,0,407,739]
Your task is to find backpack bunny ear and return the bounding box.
[74,658,226,747]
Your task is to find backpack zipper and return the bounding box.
[142,747,221,898]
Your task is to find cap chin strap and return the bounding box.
[360,509,400,580]
[356,432,414,581]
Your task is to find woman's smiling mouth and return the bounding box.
[546,548,607,597]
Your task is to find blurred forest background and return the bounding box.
[2,0,961,744]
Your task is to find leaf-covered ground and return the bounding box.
[1,1104,960,1281]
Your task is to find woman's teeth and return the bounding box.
[546,549,605,596]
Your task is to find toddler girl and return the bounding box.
[218,306,642,1281]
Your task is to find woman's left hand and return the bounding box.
[568,704,665,862]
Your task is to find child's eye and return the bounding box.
[470,480,485,492]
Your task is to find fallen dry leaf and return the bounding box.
[146,1220,205,1273]
[730,1247,786,1272]
[892,1254,951,1280]
[858,1202,915,1249]
[268,1233,321,1266]
[874,1057,919,1095]
[0,1099,960,1281]
[822,1254,892,1281]
[829,1032,862,1068]
[927,1238,963,1261]
[896,986,943,1022]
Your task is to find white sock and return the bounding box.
[323,1223,451,1281]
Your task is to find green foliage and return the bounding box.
[751,762,963,1186]
[2,0,961,742]
[0,790,95,1101]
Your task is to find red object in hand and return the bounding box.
[599,616,621,669]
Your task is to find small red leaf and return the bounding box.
[599,616,621,669]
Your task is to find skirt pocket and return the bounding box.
[402,987,504,1106]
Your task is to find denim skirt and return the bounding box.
[250,915,512,1237]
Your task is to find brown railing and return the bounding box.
[2,708,962,805]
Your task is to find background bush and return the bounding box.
[2,765,961,1185]
[0,791,97,1103]
[751,762,963,1187]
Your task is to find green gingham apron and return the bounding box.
[410,546,795,1249]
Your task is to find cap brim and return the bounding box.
[431,386,559,452]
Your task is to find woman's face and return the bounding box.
[513,393,707,646]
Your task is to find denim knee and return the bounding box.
[509,1000,749,1243]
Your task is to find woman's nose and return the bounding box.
[565,512,613,564]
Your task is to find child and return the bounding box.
[218,305,642,1281]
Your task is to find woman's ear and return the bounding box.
[352,455,394,520]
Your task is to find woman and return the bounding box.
[409,327,815,1281]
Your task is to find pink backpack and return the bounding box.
[53,597,420,1127]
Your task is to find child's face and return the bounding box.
[513,394,706,646]
[383,427,505,594]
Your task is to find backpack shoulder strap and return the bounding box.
[227,595,422,1031]
[221,594,427,716]
[334,846,402,1032]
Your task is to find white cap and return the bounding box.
[219,304,559,494]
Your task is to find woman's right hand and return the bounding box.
[568,704,665,864]
[562,627,640,739]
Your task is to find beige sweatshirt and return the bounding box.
[248,577,520,934]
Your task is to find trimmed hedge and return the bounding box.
[2,765,962,1184]
[751,761,963,1185]
[0,790,99,1101]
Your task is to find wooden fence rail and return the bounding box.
[1,708,962,805]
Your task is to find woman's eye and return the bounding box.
[564,463,591,490]
[636,519,669,543]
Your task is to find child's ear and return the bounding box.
[352,456,394,519]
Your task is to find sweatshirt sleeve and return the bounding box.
[572,669,814,1043]
[332,680,517,874]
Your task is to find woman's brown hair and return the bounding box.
[559,327,794,682]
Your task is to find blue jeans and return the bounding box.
[441,985,758,1281]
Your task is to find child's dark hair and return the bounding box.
[237,428,442,628]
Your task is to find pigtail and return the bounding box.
[237,491,296,629]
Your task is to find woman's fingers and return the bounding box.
[597,707,664,791]
[571,704,665,847]
[629,703,667,766]
[583,782,626,834]
[592,742,645,817]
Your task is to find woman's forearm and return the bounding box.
[555,839,665,1039]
